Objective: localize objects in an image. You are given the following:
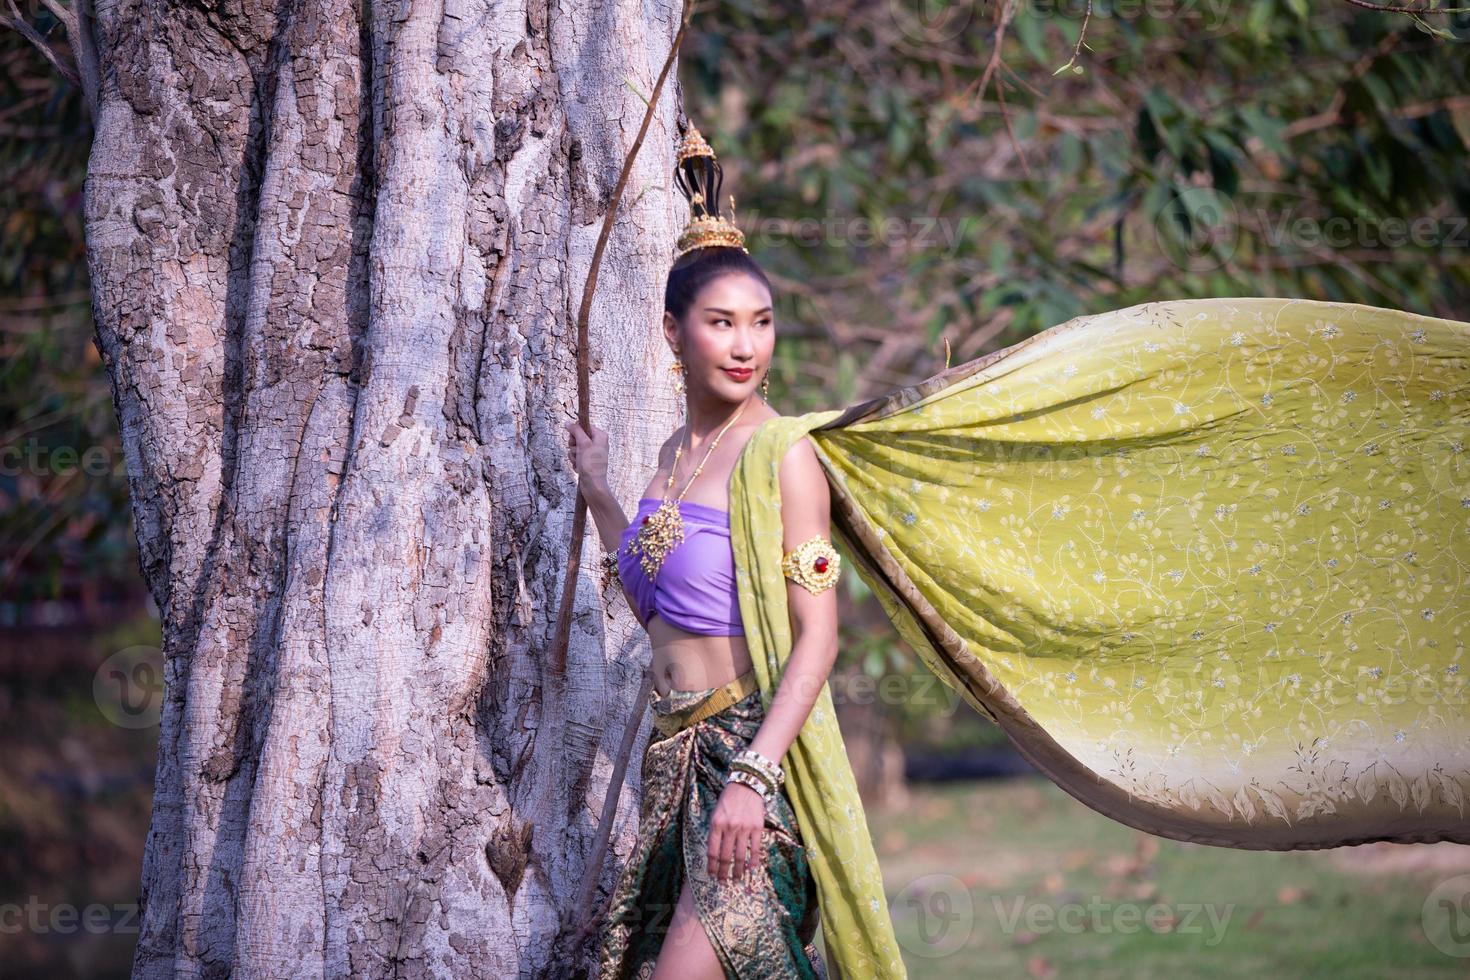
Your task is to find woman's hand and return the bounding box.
[707,780,767,883]
[563,420,611,491]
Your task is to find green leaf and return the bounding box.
[1246,0,1273,43]
[863,649,885,677]
[1013,11,1049,66]
[1237,105,1289,157]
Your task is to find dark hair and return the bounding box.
[663,246,773,326]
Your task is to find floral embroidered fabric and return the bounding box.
[728,296,1470,980]
[597,682,825,979]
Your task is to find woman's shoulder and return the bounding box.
[750,406,783,427]
[660,403,784,452]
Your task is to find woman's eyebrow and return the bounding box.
[703,306,774,315]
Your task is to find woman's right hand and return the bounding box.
[563,420,611,489]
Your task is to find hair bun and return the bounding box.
[674,124,746,258]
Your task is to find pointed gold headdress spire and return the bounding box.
[673,124,748,259]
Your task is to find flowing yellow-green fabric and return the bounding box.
[728,296,1470,980]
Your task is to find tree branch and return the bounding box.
[1,0,79,87]
[1338,0,1470,12]
[554,0,697,964]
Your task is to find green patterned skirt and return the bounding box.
[597,672,826,979]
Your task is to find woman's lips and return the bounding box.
[722,367,754,381]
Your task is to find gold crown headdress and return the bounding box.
[673,125,747,259]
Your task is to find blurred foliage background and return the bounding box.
[3,0,1469,975]
[3,0,1468,739]
[5,0,1470,782]
[677,0,1469,406]
[671,0,1470,747]
[3,10,133,621]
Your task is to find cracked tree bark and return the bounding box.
[81,0,682,975]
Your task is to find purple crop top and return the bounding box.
[616,497,745,636]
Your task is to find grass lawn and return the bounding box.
[834,777,1470,980]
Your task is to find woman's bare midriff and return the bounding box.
[634,403,781,699]
[648,613,755,698]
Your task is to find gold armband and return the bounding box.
[780,535,842,594]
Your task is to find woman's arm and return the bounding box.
[563,420,630,551]
[566,421,672,628]
[580,475,652,629]
[746,435,839,765]
[706,435,840,882]
[578,477,629,553]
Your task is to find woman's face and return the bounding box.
[665,273,775,404]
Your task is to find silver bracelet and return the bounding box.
[734,748,785,789]
[725,769,773,803]
[738,753,783,790]
[730,760,779,796]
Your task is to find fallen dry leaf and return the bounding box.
[1277,884,1308,904]
[1025,954,1057,979]
[1062,848,1094,870]
[1096,853,1141,877]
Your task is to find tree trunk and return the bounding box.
[81,1,682,975]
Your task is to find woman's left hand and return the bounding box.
[707,780,766,883]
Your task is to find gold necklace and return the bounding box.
[627,398,750,579]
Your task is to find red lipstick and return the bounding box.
[722,367,754,382]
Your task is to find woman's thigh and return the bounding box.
[650,879,724,980]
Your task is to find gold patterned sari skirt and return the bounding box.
[596,668,827,979]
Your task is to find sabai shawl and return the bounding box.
[727,296,1470,979]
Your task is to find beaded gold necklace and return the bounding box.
[626,398,750,578]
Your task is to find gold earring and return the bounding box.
[761,371,770,399]
[671,356,685,396]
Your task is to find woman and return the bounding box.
[571,124,1470,980]
[565,156,838,974]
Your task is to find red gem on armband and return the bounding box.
[641,515,650,525]
[813,556,829,573]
